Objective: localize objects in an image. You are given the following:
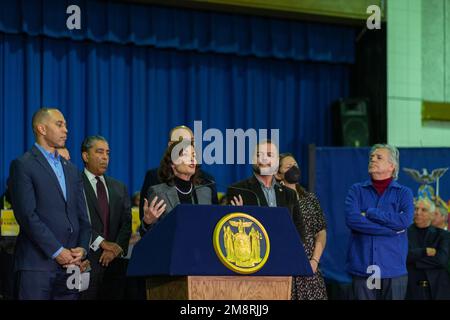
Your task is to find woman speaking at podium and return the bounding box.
[140,140,213,235]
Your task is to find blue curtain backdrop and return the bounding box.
[315,147,450,284]
[0,0,355,195]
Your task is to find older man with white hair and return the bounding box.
[432,200,448,230]
[406,197,450,300]
[345,144,414,300]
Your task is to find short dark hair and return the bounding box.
[132,191,140,205]
[253,139,278,158]
[31,107,58,136]
[279,152,295,166]
[81,135,108,162]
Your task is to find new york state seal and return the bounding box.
[213,213,270,274]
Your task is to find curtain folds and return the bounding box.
[0,0,354,195]
[0,0,355,63]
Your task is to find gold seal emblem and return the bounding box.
[213,213,270,274]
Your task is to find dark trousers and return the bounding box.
[352,275,408,300]
[81,251,128,300]
[407,283,432,300]
[0,251,15,299]
[16,270,80,300]
[122,259,147,300]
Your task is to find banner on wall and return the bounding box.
[314,147,450,284]
[1,209,20,236]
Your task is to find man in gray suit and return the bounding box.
[80,135,131,300]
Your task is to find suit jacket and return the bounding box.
[406,224,450,300]
[139,167,218,218]
[8,145,91,271]
[226,175,299,218]
[82,173,131,256]
[140,182,212,235]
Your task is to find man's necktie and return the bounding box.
[95,176,109,239]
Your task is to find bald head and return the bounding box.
[32,108,59,137]
[169,126,194,146]
[31,108,68,152]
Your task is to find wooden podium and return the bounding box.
[146,276,292,300]
[127,204,312,300]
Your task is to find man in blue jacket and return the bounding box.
[345,144,414,300]
[8,108,91,300]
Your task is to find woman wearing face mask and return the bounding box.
[276,153,328,300]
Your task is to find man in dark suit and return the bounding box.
[8,108,91,300]
[407,197,450,300]
[226,140,299,217]
[80,135,131,300]
[139,125,218,219]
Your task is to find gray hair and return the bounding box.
[436,203,448,218]
[415,197,435,213]
[81,135,108,156]
[370,144,400,180]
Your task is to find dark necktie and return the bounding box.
[95,176,109,239]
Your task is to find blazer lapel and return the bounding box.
[275,184,287,207]
[195,186,212,205]
[165,186,180,211]
[249,176,268,207]
[424,226,436,246]
[61,158,71,203]
[409,225,420,247]
[32,146,66,202]
[82,173,104,224]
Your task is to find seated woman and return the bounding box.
[140,140,212,235]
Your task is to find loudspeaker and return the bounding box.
[332,98,369,147]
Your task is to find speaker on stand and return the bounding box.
[332,98,370,147]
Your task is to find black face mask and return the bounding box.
[284,166,300,184]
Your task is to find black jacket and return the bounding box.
[406,224,450,300]
[83,173,131,256]
[226,175,300,222]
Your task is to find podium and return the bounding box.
[127,204,312,300]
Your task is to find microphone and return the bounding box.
[192,179,216,192]
[227,185,261,207]
[191,178,218,205]
[196,178,261,207]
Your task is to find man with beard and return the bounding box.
[226,140,298,217]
